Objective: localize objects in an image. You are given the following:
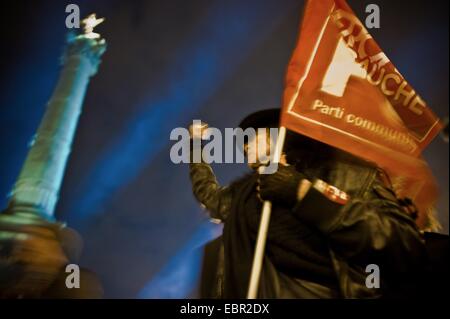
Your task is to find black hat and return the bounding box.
[238,108,306,148]
[238,108,280,130]
[237,108,332,160]
[237,109,376,174]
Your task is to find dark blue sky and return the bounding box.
[0,0,448,298]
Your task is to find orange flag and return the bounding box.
[281,0,443,227]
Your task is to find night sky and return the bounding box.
[0,0,448,298]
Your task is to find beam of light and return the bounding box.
[64,0,298,227]
[137,219,222,299]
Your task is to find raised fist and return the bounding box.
[189,121,209,140]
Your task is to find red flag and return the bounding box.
[281,0,443,228]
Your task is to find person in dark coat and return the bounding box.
[190,108,431,299]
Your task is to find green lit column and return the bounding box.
[7,14,106,220]
[0,15,106,298]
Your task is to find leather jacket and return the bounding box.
[190,152,426,298]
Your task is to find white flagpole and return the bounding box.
[247,126,287,299]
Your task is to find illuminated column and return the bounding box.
[7,14,106,220]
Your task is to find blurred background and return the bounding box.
[0,0,448,298]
